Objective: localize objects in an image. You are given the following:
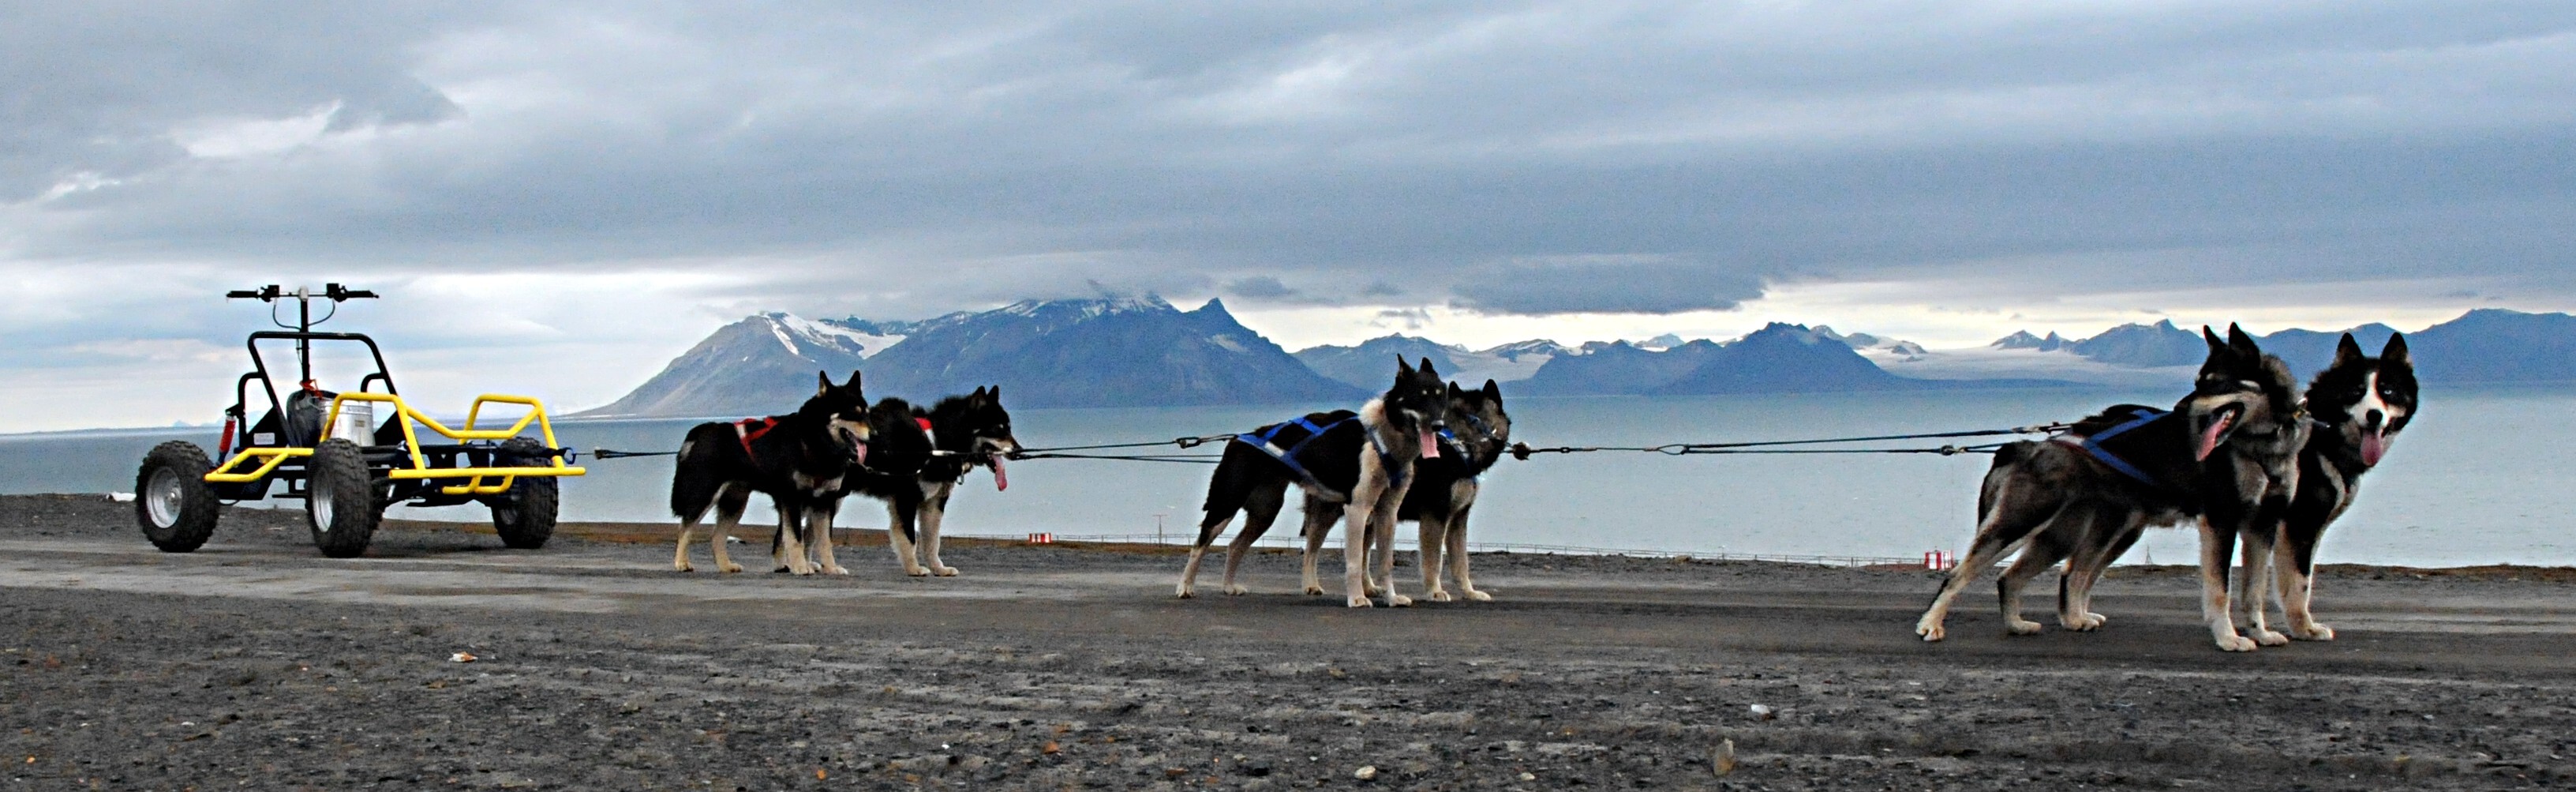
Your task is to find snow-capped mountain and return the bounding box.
[582,297,1361,417]
[1292,336,1576,388]
[578,312,890,418]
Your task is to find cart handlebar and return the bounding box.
[227,283,377,302]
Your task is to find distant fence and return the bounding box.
[948,531,1922,568]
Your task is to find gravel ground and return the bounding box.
[4,493,2573,790]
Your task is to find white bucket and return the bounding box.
[330,401,374,445]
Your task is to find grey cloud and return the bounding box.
[3,1,2575,323]
[1449,258,1766,316]
[0,2,480,201]
[1225,276,1297,298]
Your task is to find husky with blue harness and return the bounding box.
[1175,358,1452,607]
[1917,325,2308,651]
[1402,379,1511,603]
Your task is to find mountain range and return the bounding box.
[1986,310,2572,382]
[580,305,2576,417]
[580,297,1357,418]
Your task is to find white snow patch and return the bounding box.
[1869,347,2196,388]
[774,313,904,358]
[1208,334,1249,353]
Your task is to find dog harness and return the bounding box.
[1234,415,1361,501]
[2058,408,2171,490]
[733,417,781,459]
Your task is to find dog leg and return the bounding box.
[2236,528,2288,646]
[1342,465,1387,608]
[2275,539,2334,640]
[918,482,957,576]
[709,487,748,574]
[1417,512,1449,602]
[886,500,927,576]
[809,502,848,576]
[1369,482,1411,607]
[672,518,698,572]
[1217,482,1286,596]
[775,505,815,576]
[1447,506,1489,602]
[1299,501,1333,596]
[1995,531,2065,636]
[2198,517,2257,651]
[672,490,710,572]
[1177,515,1226,599]
[2057,509,2141,631]
[1918,479,2047,641]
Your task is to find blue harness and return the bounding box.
[1234,415,1421,501]
[2066,408,2172,490]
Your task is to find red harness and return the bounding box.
[734,417,781,459]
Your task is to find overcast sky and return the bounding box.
[4,2,2572,430]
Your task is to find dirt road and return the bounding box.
[2,494,2570,790]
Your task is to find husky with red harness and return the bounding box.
[668,371,872,575]
[905,387,1020,576]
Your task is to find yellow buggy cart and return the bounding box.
[134,285,585,557]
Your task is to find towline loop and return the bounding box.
[591,424,2073,465]
[1504,422,2072,460]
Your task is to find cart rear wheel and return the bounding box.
[489,437,558,550]
[306,438,380,558]
[136,441,221,552]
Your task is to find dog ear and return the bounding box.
[1395,356,1414,378]
[817,370,833,396]
[1447,381,1463,399]
[2202,325,2226,355]
[2382,332,2409,365]
[2334,333,2365,365]
[1418,357,1440,378]
[970,385,987,404]
[1483,379,1502,400]
[844,370,863,391]
[2226,323,2261,357]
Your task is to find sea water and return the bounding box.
[4,385,2567,567]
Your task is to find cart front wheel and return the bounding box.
[136,441,221,552]
[489,437,558,550]
[306,438,380,558]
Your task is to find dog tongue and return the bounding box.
[990,454,1009,491]
[2359,432,2386,467]
[852,442,868,467]
[2193,412,2235,462]
[1419,428,1440,459]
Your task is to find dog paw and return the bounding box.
[1175,585,1196,599]
[931,566,960,577]
[2252,629,2290,647]
[1428,589,1453,602]
[2290,622,2336,641]
[1362,584,1384,598]
[904,567,930,577]
[2005,618,2045,636]
[1387,594,1413,607]
[1346,595,1375,609]
[824,565,850,576]
[1463,589,1493,602]
[2214,634,2259,652]
[2061,612,2106,632]
[1222,584,1249,596]
[719,563,743,574]
[1303,584,1326,596]
[673,561,694,572]
[1915,621,1947,642]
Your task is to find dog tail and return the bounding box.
[1990,441,2028,468]
[669,425,726,519]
